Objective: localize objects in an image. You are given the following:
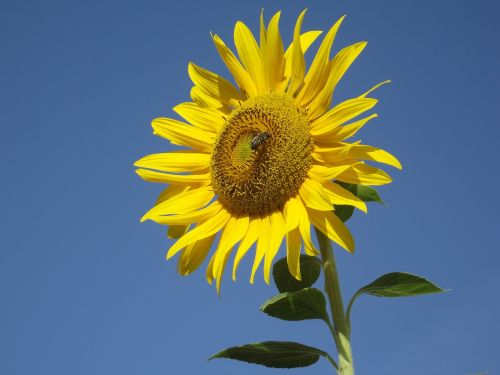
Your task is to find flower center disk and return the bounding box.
[211,92,313,216]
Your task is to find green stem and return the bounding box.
[315,228,354,375]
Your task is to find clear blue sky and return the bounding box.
[1,0,499,374]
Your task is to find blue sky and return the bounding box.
[1,0,499,374]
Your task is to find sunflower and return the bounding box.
[135,10,401,292]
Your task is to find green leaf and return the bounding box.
[272,255,321,293]
[356,185,385,205]
[355,272,447,298]
[209,341,328,368]
[260,288,330,323]
[346,272,447,332]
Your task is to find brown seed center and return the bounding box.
[211,92,313,215]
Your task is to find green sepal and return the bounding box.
[260,288,330,323]
[272,255,321,293]
[209,341,329,368]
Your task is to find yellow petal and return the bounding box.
[151,117,214,152]
[190,86,231,112]
[259,9,267,50]
[283,196,301,232]
[188,62,244,107]
[322,181,367,213]
[264,11,284,91]
[312,142,359,165]
[152,201,222,226]
[259,10,269,90]
[233,216,261,281]
[308,163,355,182]
[360,80,391,98]
[166,207,230,259]
[212,33,257,97]
[173,102,225,133]
[206,251,216,285]
[284,31,323,60]
[319,114,378,142]
[177,234,216,276]
[263,210,286,284]
[288,9,307,96]
[280,30,323,92]
[215,249,231,295]
[308,208,354,253]
[307,41,367,120]
[213,215,249,294]
[299,178,335,211]
[296,16,345,106]
[250,215,270,284]
[213,216,249,281]
[286,228,302,281]
[311,98,377,136]
[345,145,402,169]
[295,197,319,256]
[142,186,214,222]
[134,152,210,173]
[135,169,210,185]
[155,185,189,204]
[234,21,265,94]
[336,163,393,186]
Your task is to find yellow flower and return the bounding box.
[135,10,401,292]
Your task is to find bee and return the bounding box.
[251,132,271,150]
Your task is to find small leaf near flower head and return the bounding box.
[260,288,330,323]
[209,341,329,368]
[272,255,321,292]
[355,185,385,205]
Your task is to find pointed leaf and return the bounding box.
[355,272,447,298]
[356,185,385,205]
[272,255,321,293]
[260,288,330,323]
[346,272,447,329]
[210,341,328,368]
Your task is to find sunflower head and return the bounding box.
[135,10,401,293]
